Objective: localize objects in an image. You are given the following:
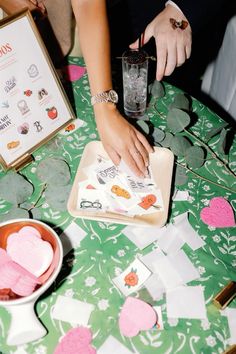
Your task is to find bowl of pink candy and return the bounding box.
[0,219,63,346]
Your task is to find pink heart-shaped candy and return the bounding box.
[7,227,53,277]
[0,261,40,297]
[54,327,96,354]
[200,197,236,228]
[0,248,11,267]
[119,297,157,337]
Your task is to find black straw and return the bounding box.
[138,35,142,51]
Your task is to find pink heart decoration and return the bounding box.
[62,65,87,82]
[7,227,53,277]
[200,197,236,228]
[0,260,40,297]
[119,297,157,337]
[54,327,96,354]
[0,248,11,267]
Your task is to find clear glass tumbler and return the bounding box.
[122,49,148,118]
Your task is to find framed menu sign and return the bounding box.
[0,9,75,170]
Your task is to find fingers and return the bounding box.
[105,133,152,178]
[125,149,147,178]
[156,38,168,81]
[156,31,191,80]
[129,28,151,50]
[106,146,121,166]
[136,130,154,154]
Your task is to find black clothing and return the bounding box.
[107,0,231,96]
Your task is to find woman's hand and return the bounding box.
[130,4,192,81]
[94,104,153,178]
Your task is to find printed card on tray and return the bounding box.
[0,10,75,169]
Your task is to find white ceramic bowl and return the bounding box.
[0,218,63,346]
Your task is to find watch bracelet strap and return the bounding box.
[91,91,111,105]
[91,89,118,105]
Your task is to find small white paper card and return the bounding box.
[52,295,94,325]
[172,190,190,201]
[13,349,29,354]
[122,225,160,250]
[77,189,109,211]
[112,258,151,296]
[144,273,165,301]
[97,335,135,354]
[156,224,185,254]
[167,250,200,284]
[221,308,236,345]
[152,256,183,290]
[153,306,164,330]
[60,222,87,256]
[140,248,165,272]
[174,213,205,251]
[166,285,207,319]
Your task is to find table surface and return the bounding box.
[0,57,236,354]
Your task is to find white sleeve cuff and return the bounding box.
[165,0,183,14]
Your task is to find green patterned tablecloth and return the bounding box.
[0,57,236,354]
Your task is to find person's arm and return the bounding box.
[130,3,192,81]
[71,0,153,177]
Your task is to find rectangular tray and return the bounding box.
[67,141,174,226]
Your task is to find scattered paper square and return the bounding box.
[112,258,151,296]
[140,249,165,272]
[13,349,29,354]
[166,285,207,319]
[167,250,200,284]
[122,226,160,250]
[174,213,205,250]
[60,222,87,256]
[144,273,165,301]
[153,306,164,330]
[172,190,190,201]
[52,295,94,325]
[152,256,183,290]
[97,335,135,354]
[221,308,236,345]
[156,224,185,254]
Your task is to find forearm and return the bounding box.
[71,0,112,97]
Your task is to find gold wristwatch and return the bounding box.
[91,89,118,105]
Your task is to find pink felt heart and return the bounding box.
[62,65,86,82]
[54,327,96,354]
[7,227,53,277]
[119,297,157,337]
[200,197,236,228]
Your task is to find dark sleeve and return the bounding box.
[173,0,225,33]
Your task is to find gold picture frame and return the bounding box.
[0,9,75,170]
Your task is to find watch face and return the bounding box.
[109,90,118,103]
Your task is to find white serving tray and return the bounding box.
[67,141,174,226]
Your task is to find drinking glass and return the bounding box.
[122,49,148,118]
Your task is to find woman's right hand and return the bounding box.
[94,103,154,178]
